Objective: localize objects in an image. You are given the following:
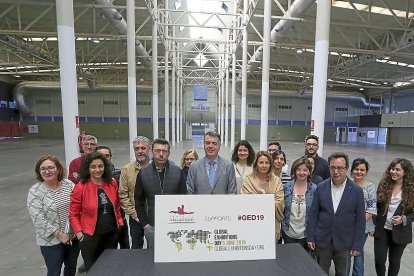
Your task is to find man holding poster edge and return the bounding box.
[186,131,236,195]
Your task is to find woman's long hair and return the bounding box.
[231,140,255,166]
[377,158,414,210]
[252,151,273,180]
[79,152,113,184]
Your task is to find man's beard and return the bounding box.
[136,154,149,163]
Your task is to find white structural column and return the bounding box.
[310,0,331,156]
[259,0,271,150]
[56,0,80,167]
[231,45,236,149]
[126,0,138,160]
[240,0,249,140]
[180,80,183,141]
[217,56,222,134]
[152,0,159,139]
[224,50,229,147]
[171,41,176,146]
[221,71,225,141]
[176,66,180,144]
[164,41,169,141]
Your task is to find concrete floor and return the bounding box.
[1,138,413,276]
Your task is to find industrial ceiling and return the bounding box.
[1,0,414,100]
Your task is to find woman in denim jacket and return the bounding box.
[282,157,317,249]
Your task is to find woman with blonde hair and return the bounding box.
[180,149,199,186]
[241,151,284,238]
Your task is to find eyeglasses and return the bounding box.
[83,142,97,147]
[40,166,56,173]
[329,166,346,172]
[153,149,169,154]
[305,143,318,148]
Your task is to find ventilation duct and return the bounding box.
[93,0,152,67]
[247,0,315,73]
[235,83,382,108]
[13,81,153,115]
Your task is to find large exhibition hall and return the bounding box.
[0,0,413,275]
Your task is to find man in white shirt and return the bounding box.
[307,152,365,276]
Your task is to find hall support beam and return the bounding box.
[55,0,80,167]
[126,0,138,160]
[310,0,332,156]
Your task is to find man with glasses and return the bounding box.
[134,138,185,248]
[304,135,330,180]
[186,131,236,194]
[119,136,151,249]
[68,134,98,184]
[307,152,365,276]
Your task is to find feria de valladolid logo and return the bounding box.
[169,205,195,223]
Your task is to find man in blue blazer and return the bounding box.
[186,131,236,194]
[307,152,365,276]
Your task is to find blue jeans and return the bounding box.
[352,233,368,276]
[40,240,80,276]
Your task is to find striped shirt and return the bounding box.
[47,183,72,232]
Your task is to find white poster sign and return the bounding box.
[28,125,39,134]
[154,194,276,263]
[367,131,376,138]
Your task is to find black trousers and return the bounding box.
[281,230,307,250]
[80,229,119,271]
[118,216,130,249]
[129,217,144,249]
[315,243,351,276]
[374,229,407,276]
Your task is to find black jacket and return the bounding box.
[374,199,414,245]
[134,160,185,226]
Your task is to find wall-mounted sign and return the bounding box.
[28,125,39,134]
[154,195,276,263]
[367,130,376,138]
[193,85,208,101]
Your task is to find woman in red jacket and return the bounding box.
[69,152,124,272]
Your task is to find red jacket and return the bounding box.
[69,178,124,236]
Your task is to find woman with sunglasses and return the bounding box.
[27,155,79,276]
[69,152,124,272]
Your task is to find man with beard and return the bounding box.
[119,136,151,249]
[304,135,330,180]
[68,134,98,184]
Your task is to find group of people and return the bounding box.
[27,131,414,276]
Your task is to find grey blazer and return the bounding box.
[186,156,236,194]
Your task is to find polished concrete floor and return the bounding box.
[0,138,413,275]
